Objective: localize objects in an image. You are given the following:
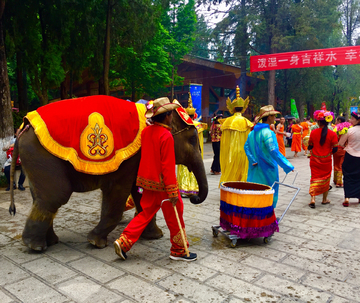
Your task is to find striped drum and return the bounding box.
[220,181,279,239]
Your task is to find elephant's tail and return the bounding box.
[9,122,29,216]
[9,138,19,216]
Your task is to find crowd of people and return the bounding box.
[212,99,360,210]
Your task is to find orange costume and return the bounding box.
[117,123,188,257]
[291,124,302,152]
[300,122,309,151]
[276,124,286,156]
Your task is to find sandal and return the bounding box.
[321,201,330,205]
[342,201,349,207]
[309,202,315,208]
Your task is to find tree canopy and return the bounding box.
[1,0,359,124]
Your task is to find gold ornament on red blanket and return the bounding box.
[80,112,114,159]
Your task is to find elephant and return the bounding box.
[9,96,208,251]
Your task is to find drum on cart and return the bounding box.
[212,174,300,247]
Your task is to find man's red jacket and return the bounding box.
[136,123,178,198]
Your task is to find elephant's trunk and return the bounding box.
[189,152,208,204]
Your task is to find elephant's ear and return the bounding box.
[175,107,194,126]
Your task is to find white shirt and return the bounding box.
[339,125,360,157]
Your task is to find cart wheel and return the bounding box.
[264,236,273,244]
[230,240,237,248]
[212,228,218,237]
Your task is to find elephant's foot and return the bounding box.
[22,233,48,251]
[141,221,163,239]
[46,227,59,247]
[22,218,53,251]
[87,230,108,248]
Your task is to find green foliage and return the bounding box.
[12,110,27,130]
[110,24,174,99]
[162,0,197,64]
[191,14,211,58]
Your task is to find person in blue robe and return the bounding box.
[244,105,294,208]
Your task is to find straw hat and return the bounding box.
[145,97,180,118]
[255,105,280,121]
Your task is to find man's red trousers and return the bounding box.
[118,189,189,257]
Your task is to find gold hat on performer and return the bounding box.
[226,85,250,115]
[185,92,196,116]
[255,105,280,122]
[145,97,180,118]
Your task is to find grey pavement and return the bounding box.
[1,143,360,303]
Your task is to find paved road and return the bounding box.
[0,143,359,303]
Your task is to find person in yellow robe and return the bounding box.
[177,93,207,197]
[219,86,253,185]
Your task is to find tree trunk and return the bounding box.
[239,0,247,99]
[268,70,275,106]
[38,91,48,106]
[171,66,174,101]
[102,0,111,96]
[60,56,68,100]
[16,51,28,111]
[60,80,68,99]
[131,81,136,102]
[282,69,287,114]
[69,70,73,97]
[98,77,105,95]
[0,0,14,166]
[298,97,304,121]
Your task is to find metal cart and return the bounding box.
[212,171,300,247]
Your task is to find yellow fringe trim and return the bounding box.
[26,104,147,175]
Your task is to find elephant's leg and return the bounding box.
[22,207,55,251]
[22,190,71,251]
[22,166,72,251]
[46,220,59,247]
[132,183,163,240]
[87,184,131,248]
[26,185,59,247]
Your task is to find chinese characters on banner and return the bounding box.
[250,46,360,72]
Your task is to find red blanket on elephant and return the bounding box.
[24,96,146,175]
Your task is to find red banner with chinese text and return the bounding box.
[250,46,360,72]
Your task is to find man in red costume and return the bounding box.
[114,97,197,261]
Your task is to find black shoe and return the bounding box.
[18,184,25,191]
[329,185,332,191]
[5,183,16,191]
[170,252,197,262]
[114,240,127,260]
